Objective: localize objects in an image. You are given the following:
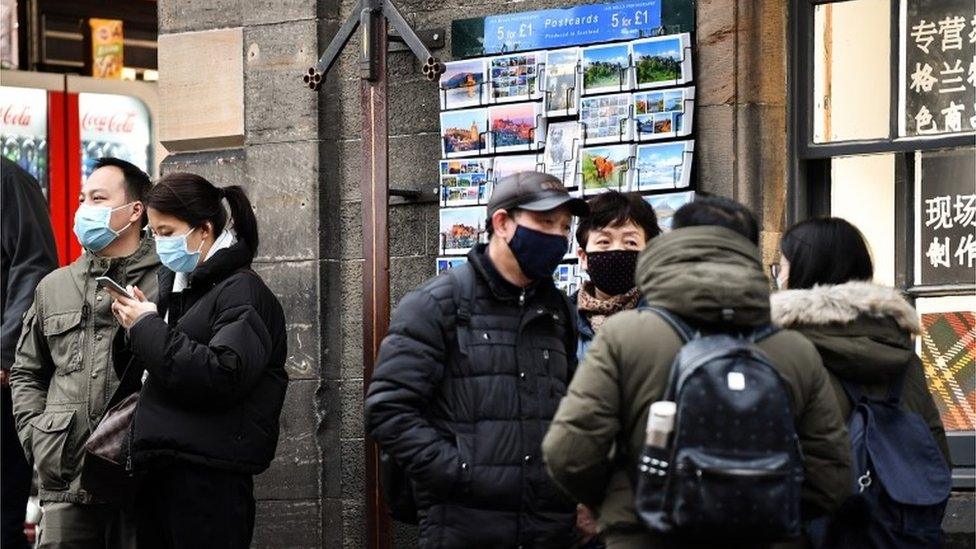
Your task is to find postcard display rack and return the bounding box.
[435,26,698,295]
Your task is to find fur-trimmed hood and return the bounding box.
[771,281,918,384]
[770,281,919,334]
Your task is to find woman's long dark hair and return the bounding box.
[147,172,259,256]
[780,217,873,289]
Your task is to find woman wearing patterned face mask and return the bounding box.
[569,192,661,549]
[574,191,662,362]
[108,173,287,549]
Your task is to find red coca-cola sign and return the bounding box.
[81,110,136,134]
[0,104,32,127]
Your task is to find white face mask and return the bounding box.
[73,202,135,252]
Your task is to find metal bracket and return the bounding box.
[389,188,425,200]
[389,28,444,54]
[303,0,446,89]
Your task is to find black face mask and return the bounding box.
[586,249,639,296]
[508,224,568,280]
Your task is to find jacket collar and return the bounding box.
[770,281,920,334]
[467,243,544,302]
[156,241,253,321]
[69,234,159,296]
[183,240,253,292]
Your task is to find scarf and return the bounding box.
[577,282,641,333]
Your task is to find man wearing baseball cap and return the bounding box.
[366,172,588,547]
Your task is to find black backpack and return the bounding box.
[379,262,577,524]
[635,307,804,543]
[808,375,951,548]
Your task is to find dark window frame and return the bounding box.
[789,0,975,488]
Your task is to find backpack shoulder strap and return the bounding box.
[640,306,695,343]
[750,324,780,343]
[554,288,579,365]
[838,379,865,406]
[448,263,477,354]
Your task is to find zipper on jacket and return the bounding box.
[519,289,526,308]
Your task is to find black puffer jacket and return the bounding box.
[365,244,578,548]
[128,241,288,474]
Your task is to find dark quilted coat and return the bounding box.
[365,244,578,548]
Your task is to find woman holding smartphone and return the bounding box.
[109,173,287,549]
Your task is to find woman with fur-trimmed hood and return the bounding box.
[770,217,949,461]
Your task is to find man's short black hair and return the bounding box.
[672,195,760,244]
[575,191,660,249]
[93,157,152,226]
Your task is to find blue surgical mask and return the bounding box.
[155,228,204,273]
[507,224,568,280]
[73,203,135,252]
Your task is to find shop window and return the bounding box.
[814,0,892,143]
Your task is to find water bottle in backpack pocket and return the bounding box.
[634,307,805,544]
[814,376,950,548]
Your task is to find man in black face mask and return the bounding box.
[366,172,588,548]
[573,191,661,362]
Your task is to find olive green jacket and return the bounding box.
[770,281,950,462]
[10,237,159,504]
[542,226,852,540]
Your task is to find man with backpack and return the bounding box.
[365,172,589,548]
[542,196,852,548]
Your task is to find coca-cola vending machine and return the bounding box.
[0,70,159,264]
[0,86,49,198]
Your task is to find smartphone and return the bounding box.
[95,276,134,299]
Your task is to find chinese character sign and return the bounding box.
[916,147,976,285]
[901,0,976,136]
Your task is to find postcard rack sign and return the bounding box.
[451,0,695,58]
[437,0,698,296]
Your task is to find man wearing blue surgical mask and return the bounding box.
[10,158,159,549]
[366,172,589,548]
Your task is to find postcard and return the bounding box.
[644,191,695,231]
[631,33,693,89]
[440,158,492,206]
[491,154,543,184]
[490,102,544,153]
[439,206,488,255]
[544,121,582,188]
[440,59,487,110]
[553,262,580,296]
[441,108,488,157]
[489,53,542,103]
[634,140,694,191]
[633,86,695,140]
[544,48,581,116]
[580,144,633,195]
[580,93,632,144]
[436,256,469,274]
[581,43,632,95]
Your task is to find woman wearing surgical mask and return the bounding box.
[574,191,661,362]
[108,173,287,549]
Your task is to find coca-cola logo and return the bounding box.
[81,111,136,134]
[0,105,32,127]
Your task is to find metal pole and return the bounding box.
[360,3,393,548]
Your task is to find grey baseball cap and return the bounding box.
[487,171,589,217]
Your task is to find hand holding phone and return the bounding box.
[96,276,134,299]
